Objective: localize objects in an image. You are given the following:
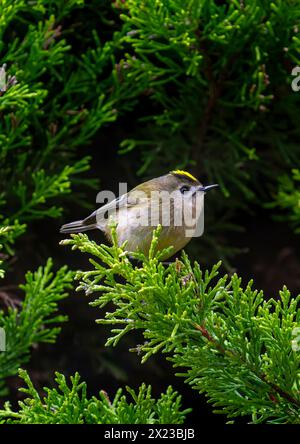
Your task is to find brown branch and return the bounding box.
[194,322,300,409]
[0,288,21,308]
[265,378,300,409]
[194,323,226,355]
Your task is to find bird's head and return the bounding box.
[165,170,218,199]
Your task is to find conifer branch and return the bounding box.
[0,369,190,424]
[61,227,300,423]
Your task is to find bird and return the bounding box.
[60,170,218,260]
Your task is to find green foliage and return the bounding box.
[0,369,190,424]
[0,222,26,256]
[114,0,300,180]
[2,0,299,263]
[0,227,10,277]
[110,0,300,251]
[114,0,300,195]
[0,257,73,394]
[61,226,300,424]
[1,0,300,425]
[267,169,300,233]
[0,0,124,252]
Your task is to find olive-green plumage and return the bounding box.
[60,171,218,260]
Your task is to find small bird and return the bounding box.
[60,170,218,260]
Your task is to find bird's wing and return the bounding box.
[81,193,127,226]
[60,189,150,234]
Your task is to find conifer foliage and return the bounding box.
[0,0,300,425]
[60,228,300,424]
[0,369,189,424]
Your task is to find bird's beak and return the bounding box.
[198,184,219,192]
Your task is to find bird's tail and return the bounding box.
[60,219,97,234]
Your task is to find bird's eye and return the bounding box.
[180,185,190,194]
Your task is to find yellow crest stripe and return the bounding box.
[171,170,198,182]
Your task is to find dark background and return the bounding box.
[4,122,300,424]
